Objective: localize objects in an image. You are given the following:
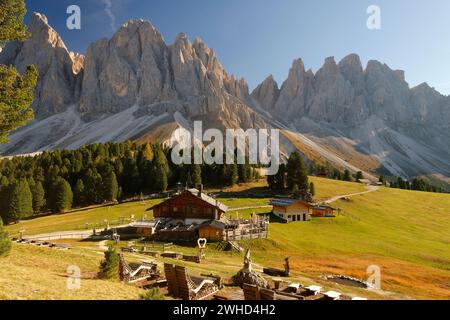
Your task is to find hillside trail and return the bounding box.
[324,185,380,204]
[25,224,131,239]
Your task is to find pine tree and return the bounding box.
[291,184,301,199]
[0,218,11,257]
[152,148,169,192]
[0,0,37,143]
[309,182,316,197]
[154,163,168,192]
[103,171,118,201]
[343,169,352,181]
[49,177,73,213]
[142,143,154,162]
[30,180,45,214]
[238,164,248,183]
[356,171,364,181]
[84,169,103,203]
[0,0,29,44]
[286,152,309,192]
[99,245,119,280]
[5,179,33,223]
[73,179,86,207]
[0,175,10,221]
[267,163,286,190]
[223,164,238,186]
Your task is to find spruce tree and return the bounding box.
[30,180,45,214]
[0,0,37,143]
[84,169,103,203]
[99,245,119,280]
[142,143,154,161]
[356,171,364,181]
[103,171,118,201]
[49,177,73,213]
[6,179,33,223]
[0,175,10,221]
[291,184,301,199]
[286,152,309,192]
[73,179,86,207]
[154,163,168,192]
[0,0,29,43]
[0,218,11,257]
[343,169,352,181]
[309,182,316,197]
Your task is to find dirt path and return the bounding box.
[26,224,131,239]
[324,185,380,204]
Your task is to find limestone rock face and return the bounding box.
[79,20,174,118]
[78,23,260,128]
[250,75,280,111]
[0,13,79,117]
[273,59,315,118]
[252,53,450,128]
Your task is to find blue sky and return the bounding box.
[25,0,450,94]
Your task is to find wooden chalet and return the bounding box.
[137,186,229,242]
[151,187,228,225]
[270,198,312,223]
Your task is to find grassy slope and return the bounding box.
[0,243,145,300]
[6,177,365,236]
[246,187,450,299]
[3,177,449,299]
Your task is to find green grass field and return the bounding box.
[3,177,450,299]
[246,187,450,299]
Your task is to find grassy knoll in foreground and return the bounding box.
[0,243,144,300]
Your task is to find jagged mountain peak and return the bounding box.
[0,12,79,117]
[28,12,68,50]
[338,53,363,71]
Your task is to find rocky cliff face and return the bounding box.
[252,53,450,129]
[1,13,449,185]
[78,19,259,129]
[0,13,80,117]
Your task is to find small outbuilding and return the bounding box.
[198,220,227,242]
[311,204,336,217]
[270,198,312,223]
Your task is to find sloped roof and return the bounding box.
[270,198,312,208]
[186,188,228,212]
[312,204,337,210]
[150,188,228,212]
[199,219,227,230]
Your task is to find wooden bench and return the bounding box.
[164,263,220,300]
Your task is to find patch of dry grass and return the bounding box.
[0,243,144,300]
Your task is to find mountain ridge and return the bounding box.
[1,12,449,187]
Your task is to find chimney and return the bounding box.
[198,184,203,196]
